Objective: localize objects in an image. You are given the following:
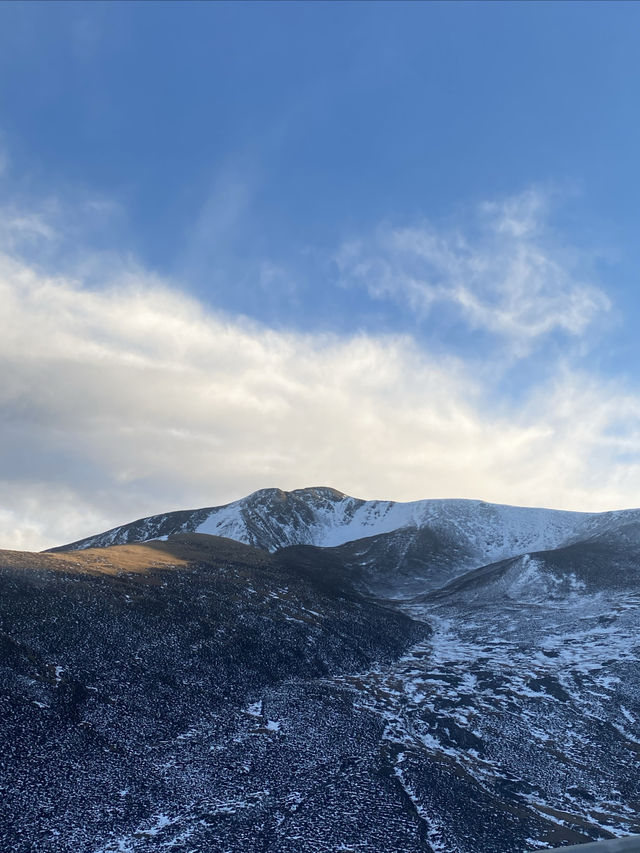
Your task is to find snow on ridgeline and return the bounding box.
[195,489,589,557]
[50,486,640,565]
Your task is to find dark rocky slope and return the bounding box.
[0,534,426,852]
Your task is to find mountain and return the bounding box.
[3,487,640,852]
[52,486,640,594]
[50,487,610,555]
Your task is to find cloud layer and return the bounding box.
[1,208,640,550]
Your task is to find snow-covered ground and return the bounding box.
[334,589,640,847]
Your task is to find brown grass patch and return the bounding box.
[0,533,271,577]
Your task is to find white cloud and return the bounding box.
[337,189,610,353]
[0,232,639,551]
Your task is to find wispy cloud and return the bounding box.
[0,203,639,550]
[0,209,57,248]
[337,189,610,354]
[0,133,127,275]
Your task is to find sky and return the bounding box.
[2,1,640,550]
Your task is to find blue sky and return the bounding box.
[1,1,640,548]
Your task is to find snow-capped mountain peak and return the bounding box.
[51,486,640,582]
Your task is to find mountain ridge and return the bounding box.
[49,486,640,597]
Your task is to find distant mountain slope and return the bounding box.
[426,532,640,607]
[51,486,640,594]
